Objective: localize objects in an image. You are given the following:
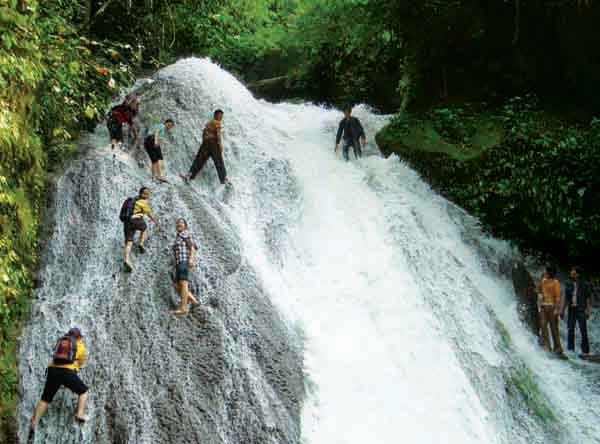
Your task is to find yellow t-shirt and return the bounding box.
[49,338,87,371]
[133,198,151,217]
[539,278,561,306]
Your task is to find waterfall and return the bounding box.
[18,58,600,444]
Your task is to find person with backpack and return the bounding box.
[144,119,175,183]
[121,187,160,272]
[107,96,139,150]
[181,109,230,185]
[335,105,366,161]
[170,218,200,315]
[29,328,89,433]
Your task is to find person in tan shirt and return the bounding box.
[181,109,230,185]
[537,266,565,356]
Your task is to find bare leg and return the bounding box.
[139,229,148,247]
[75,392,89,421]
[124,241,133,269]
[171,281,190,314]
[182,280,199,305]
[31,400,49,428]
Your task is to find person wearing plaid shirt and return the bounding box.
[170,218,200,315]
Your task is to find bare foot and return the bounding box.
[75,414,89,423]
[170,309,189,316]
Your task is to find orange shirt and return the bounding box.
[202,119,221,141]
[539,278,561,306]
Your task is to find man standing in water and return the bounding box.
[538,266,566,357]
[335,105,366,161]
[561,266,592,357]
[181,109,230,185]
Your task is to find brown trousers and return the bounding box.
[540,305,563,353]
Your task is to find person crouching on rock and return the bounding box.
[107,96,139,150]
[144,119,174,183]
[170,218,200,315]
[30,328,89,435]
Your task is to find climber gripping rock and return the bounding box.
[120,187,160,272]
[181,109,231,185]
[107,95,140,151]
[29,328,90,436]
[144,118,175,183]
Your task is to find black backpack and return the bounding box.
[119,196,138,223]
[52,334,77,365]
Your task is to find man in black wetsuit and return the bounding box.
[335,106,366,161]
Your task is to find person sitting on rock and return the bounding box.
[170,218,200,315]
[122,187,160,272]
[30,327,89,436]
[144,119,175,183]
[335,105,366,161]
[181,109,230,185]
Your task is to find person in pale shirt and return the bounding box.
[537,266,565,357]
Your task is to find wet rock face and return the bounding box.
[17,60,304,444]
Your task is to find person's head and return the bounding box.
[68,327,82,339]
[545,265,557,279]
[214,109,224,121]
[139,186,150,200]
[343,105,353,118]
[175,218,188,233]
[165,119,175,131]
[570,266,581,281]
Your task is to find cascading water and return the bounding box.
[17,58,600,444]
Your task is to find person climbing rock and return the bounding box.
[561,266,592,357]
[181,109,230,185]
[538,266,565,357]
[335,105,366,161]
[29,328,89,435]
[144,119,174,183]
[121,187,160,272]
[107,95,139,151]
[170,218,200,315]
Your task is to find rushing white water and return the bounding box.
[19,58,600,444]
[168,59,600,444]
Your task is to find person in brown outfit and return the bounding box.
[181,109,230,185]
[538,266,566,357]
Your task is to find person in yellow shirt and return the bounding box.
[538,266,565,357]
[123,187,160,272]
[30,328,89,434]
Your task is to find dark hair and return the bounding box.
[214,109,224,118]
[571,265,581,275]
[165,118,174,125]
[139,187,149,196]
[176,218,188,228]
[343,105,353,113]
[545,265,557,279]
[68,327,82,338]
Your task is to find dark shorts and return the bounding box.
[144,137,163,164]
[41,367,88,403]
[174,262,190,282]
[107,118,123,141]
[124,217,147,242]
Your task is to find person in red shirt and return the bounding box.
[107,96,139,150]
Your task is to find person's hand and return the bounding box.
[586,308,591,319]
[560,311,565,320]
[554,308,560,317]
[335,143,339,153]
[188,259,194,267]
[155,224,161,232]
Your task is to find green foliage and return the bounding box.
[377,96,600,264]
[506,366,557,423]
[0,1,137,439]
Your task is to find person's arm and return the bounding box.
[187,240,196,267]
[154,128,160,146]
[356,118,366,145]
[216,123,223,151]
[335,120,343,150]
[585,282,593,319]
[76,341,87,370]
